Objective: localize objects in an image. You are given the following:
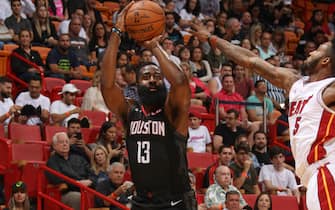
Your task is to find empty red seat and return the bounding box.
[43,77,66,97]
[70,79,91,96]
[80,110,107,127]
[8,123,42,142]
[44,125,67,145]
[187,152,218,169]
[200,113,216,135]
[81,127,100,144]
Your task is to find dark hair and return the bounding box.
[67,117,81,127]
[11,0,21,6]
[254,192,272,210]
[97,121,117,147]
[117,51,129,67]
[226,108,239,119]
[253,130,267,140]
[89,22,108,51]
[29,75,42,83]
[183,0,201,17]
[254,79,266,88]
[235,142,250,153]
[218,145,232,154]
[269,146,284,159]
[0,76,12,84]
[225,190,240,200]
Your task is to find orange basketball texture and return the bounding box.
[125,0,165,42]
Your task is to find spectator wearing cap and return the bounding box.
[5,181,32,210]
[15,75,50,125]
[187,111,212,153]
[230,143,260,194]
[50,83,81,126]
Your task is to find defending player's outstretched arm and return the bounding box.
[142,38,191,136]
[191,24,300,93]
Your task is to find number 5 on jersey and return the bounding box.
[137,141,150,164]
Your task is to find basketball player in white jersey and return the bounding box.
[192,25,335,210]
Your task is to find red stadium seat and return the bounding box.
[49,86,63,102]
[43,77,66,97]
[80,110,107,127]
[81,127,100,144]
[44,125,67,145]
[200,113,216,135]
[70,79,92,96]
[187,152,218,169]
[0,124,5,138]
[8,123,42,142]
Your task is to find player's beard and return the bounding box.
[138,83,167,108]
[300,56,320,76]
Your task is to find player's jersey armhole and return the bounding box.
[317,81,335,114]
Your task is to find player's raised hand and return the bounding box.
[115,1,135,32]
[189,23,211,43]
[141,35,163,50]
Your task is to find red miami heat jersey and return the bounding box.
[289,77,335,180]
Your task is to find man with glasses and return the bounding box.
[50,83,81,126]
[230,143,260,194]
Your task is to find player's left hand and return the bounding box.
[141,35,163,50]
[115,1,135,32]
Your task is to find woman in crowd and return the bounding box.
[6,181,32,210]
[178,47,196,72]
[270,27,286,55]
[96,121,127,166]
[91,145,110,185]
[179,0,204,29]
[253,192,272,210]
[31,5,58,47]
[88,22,108,65]
[81,70,110,114]
[249,23,263,48]
[82,14,93,41]
[48,0,68,21]
[214,11,227,38]
[190,47,212,83]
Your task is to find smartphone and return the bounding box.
[75,132,82,139]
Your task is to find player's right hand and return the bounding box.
[115,1,135,32]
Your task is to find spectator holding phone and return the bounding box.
[67,118,92,162]
[96,121,127,166]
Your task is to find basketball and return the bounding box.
[125,0,165,42]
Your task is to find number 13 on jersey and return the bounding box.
[137,141,150,164]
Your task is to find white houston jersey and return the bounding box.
[289,77,335,179]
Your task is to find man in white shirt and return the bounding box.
[50,83,81,126]
[258,146,299,199]
[0,77,19,125]
[187,111,212,153]
[15,76,50,125]
[58,8,88,40]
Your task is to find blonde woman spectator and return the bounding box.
[81,70,110,114]
[249,23,262,48]
[91,145,110,184]
[270,27,286,55]
[6,181,32,210]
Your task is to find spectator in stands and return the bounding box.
[95,162,133,209]
[179,0,204,30]
[82,14,93,41]
[88,22,108,65]
[50,83,81,126]
[121,64,140,103]
[230,143,260,194]
[0,77,18,126]
[15,75,50,125]
[68,17,91,67]
[67,118,92,161]
[202,145,233,189]
[5,0,32,43]
[258,146,299,199]
[210,74,248,123]
[0,18,13,48]
[111,0,130,25]
[190,47,212,82]
[181,62,211,108]
[270,27,286,56]
[187,111,212,153]
[224,17,243,45]
[96,121,127,165]
[83,0,102,27]
[187,35,201,49]
[208,62,233,96]
[253,192,272,210]
[178,47,196,72]
[165,11,183,45]
[251,131,271,167]
[46,132,94,210]
[224,190,245,210]
[10,29,44,82]
[6,181,31,210]
[116,51,129,68]
[48,0,68,21]
[234,64,254,99]
[58,9,87,40]
[199,0,219,18]
[235,134,260,172]
[240,11,252,40]
[31,5,58,47]
[46,33,83,82]
[305,9,331,40]
[81,70,110,114]
[139,49,153,64]
[205,165,248,209]
[214,11,227,38]
[91,145,110,184]
[213,109,247,152]
[256,31,276,60]
[153,37,180,65]
[246,79,274,124]
[249,23,262,48]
